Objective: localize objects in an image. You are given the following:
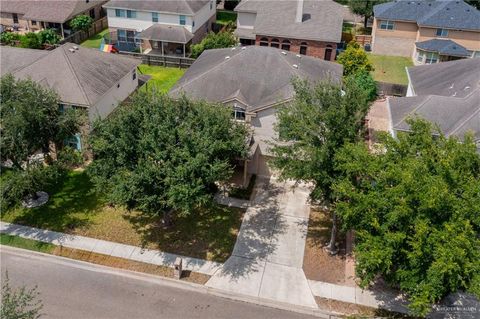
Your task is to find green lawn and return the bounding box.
[216,10,237,25]
[1,171,244,262]
[0,234,56,253]
[368,54,413,85]
[80,29,109,49]
[138,65,186,93]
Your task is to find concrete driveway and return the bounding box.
[206,178,317,308]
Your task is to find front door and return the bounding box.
[324,47,332,61]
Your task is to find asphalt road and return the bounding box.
[0,246,321,319]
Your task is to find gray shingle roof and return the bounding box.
[407,58,480,98]
[0,0,107,23]
[103,0,209,15]
[415,39,471,57]
[389,58,480,142]
[374,0,480,31]
[0,46,49,75]
[169,46,343,111]
[137,24,194,43]
[0,44,140,107]
[234,0,346,43]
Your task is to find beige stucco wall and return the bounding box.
[372,18,418,56]
[417,27,480,51]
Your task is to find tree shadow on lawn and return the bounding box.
[5,171,105,233]
[122,203,245,263]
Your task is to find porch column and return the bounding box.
[140,40,143,54]
[60,23,65,39]
[183,43,185,57]
[161,41,164,56]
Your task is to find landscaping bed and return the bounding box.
[303,209,347,284]
[1,171,245,263]
[368,54,413,85]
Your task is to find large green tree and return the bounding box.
[334,119,480,315]
[0,75,81,170]
[347,0,387,29]
[87,92,249,225]
[271,78,371,253]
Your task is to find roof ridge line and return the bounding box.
[171,48,246,93]
[448,95,480,136]
[9,48,49,75]
[394,95,433,127]
[62,46,92,105]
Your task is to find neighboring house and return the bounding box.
[170,46,342,182]
[234,0,347,61]
[388,58,479,150]
[0,0,107,38]
[0,43,141,150]
[103,0,216,56]
[372,0,480,64]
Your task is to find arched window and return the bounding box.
[270,38,279,48]
[259,37,269,46]
[281,39,291,51]
[300,42,308,55]
[324,44,333,61]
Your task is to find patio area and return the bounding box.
[137,24,193,57]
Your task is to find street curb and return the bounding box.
[1,245,341,318]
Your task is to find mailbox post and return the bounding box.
[174,257,183,279]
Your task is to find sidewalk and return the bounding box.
[0,221,221,276]
[206,177,318,308]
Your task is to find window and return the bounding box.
[126,10,136,19]
[179,15,186,25]
[281,40,291,51]
[65,134,82,151]
[210,1,213,10]
[12,13,18,24]
[118,29,126,42]
[259,37,269,46]
[232,106,246,121]
[31,20,37,26]
[270,38,279,48]
[58,104,65,113]
[126,30,135,42]
[416,50,425,63]
[324,44,333,61]
[152,12,158,22]
[436,28,448,37]
[192,20,195,27]
[132,70,136,81]
[89,8,95,19]
[300,42,308,55]
[425,52,438,64]
[115,9,126,18]
[379,20,394,30]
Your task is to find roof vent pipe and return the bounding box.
[295,0,304,23]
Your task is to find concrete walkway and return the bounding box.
[0,221,221,276]
[206,178,318,308]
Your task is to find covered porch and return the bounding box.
[414,39,471,65]
[137,24,194,57]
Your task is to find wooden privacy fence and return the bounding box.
[355,34,372,47]
[118,51,196,68]
[60,16,108,45]
[376,81,408,97]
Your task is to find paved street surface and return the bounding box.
[206,178,317,308]
[1,246,319,319]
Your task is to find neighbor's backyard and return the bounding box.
[1,171,244,262]
[368,54,413,85]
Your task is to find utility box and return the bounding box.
[174,257,183,279]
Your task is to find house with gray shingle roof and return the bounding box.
[170,46,343,181]
[234,0,349,61]
[371,0,480,64]
[0,43,142,149]
[102,0,216,55]
[0,0,107,38]
[388,58,480,150]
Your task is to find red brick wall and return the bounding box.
[254,35,337,61]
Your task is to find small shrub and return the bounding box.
[190,31,237,58]
[0,32,20,46]
[19,32,42,49]
[38,28,61,45]
[69,15,93,32]
[0,164,65,210]
[337,41,374,76]
[1,272,43,319]
[57,147,84,169]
